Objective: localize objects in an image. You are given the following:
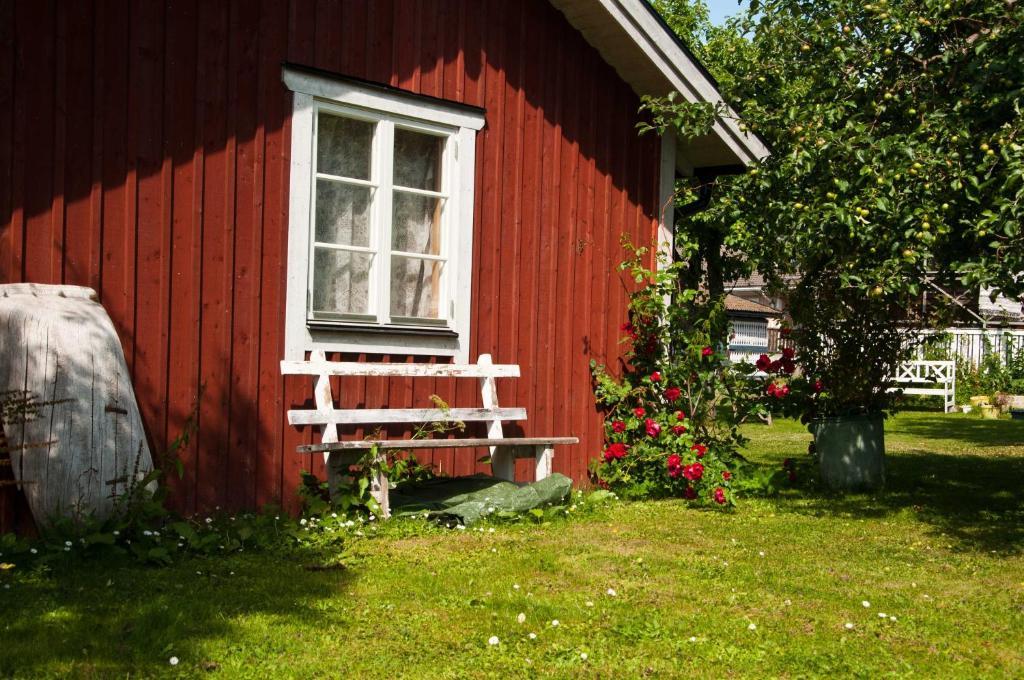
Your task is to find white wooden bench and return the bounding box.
[280,351,578,517]
[887,360,957,413]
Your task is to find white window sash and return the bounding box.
[283,66,482,361]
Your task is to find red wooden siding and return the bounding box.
[0,0,661,525]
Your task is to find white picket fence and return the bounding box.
[913,328,1024,367]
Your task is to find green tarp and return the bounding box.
[389,474,573,526]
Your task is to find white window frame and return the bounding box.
[282,66,484,361]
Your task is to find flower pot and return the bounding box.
[812,414,885,491]
[969,395,990,407]
[960,405,973,414]
[980,404,999,420]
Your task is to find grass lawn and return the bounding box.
[2,412,1023,678]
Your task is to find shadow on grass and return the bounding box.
[891,414,1024,448]
[0,551,353,676]
[775,448,1024,554]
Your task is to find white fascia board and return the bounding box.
[591,0,770,166]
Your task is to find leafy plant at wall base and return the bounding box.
[590,241,766,506]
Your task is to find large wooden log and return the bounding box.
[0,284,154,526]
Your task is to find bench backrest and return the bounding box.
[281,351,522,453]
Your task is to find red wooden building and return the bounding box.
[0,0,766,525]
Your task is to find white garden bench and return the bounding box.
[887,360,957,413]
[281,351,578,517]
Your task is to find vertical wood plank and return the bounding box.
[164,0,201,514]
[132,0,171,468]
[253,0,289,511]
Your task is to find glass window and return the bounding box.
[309,109,452,326]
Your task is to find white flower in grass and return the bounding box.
[513,584,520,590]
[585,601,594,607]
[551,620,560,627]
[580,653,588,661]
[517,613,526,624]
[844,623,855,630]
[299,519,307,526]
[205,517,212,524]
[528,633,537,640]
[748,623,757,631]
[862,600,870,608]
[29,549,37,555]
[878,612,888,618]
[491,548,497,553]
[606,588,617,597]
[688,636,697,643]
[488,527,495,533]
[65,540,73,547]
[488,635,500,646]
[113,531,119,536]
[455,525,466,531]
[758,551,765,557]
[169,656,179,666]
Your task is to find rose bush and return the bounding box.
[590,243,766,506]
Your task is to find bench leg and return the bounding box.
[534,445,553,481]
[370,451,390,519]
[492,446,515,482]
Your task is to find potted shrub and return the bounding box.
[756,282,917,491]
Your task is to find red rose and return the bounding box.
[675,410,686,421]
[620,322,638,340]
[713,487,727,505]
[755,354,772,371]
[683,462,704,481]
[644,418,661,437]
[672,425,687,436]
[603,442,628,462]
[650,371,661,382]
[813,379,824,393]
[722,470,732,481]
[611,420,626,433]
[664,386,682,402]
[691,443,707,458]
[667,454,682,478]
[781,347,796,360]
[633,407,646,417]
[683,485,697,499]
[701,346,714,357]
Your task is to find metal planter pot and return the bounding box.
[812,414,886,491]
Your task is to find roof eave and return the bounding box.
[549,0,770,172]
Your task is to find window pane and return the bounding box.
[315,180,371,247]
[312,248,372,315]
[392,192,442,255]
[317,113,373,179]
[394,128,443,191]
[390,255,444,319]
